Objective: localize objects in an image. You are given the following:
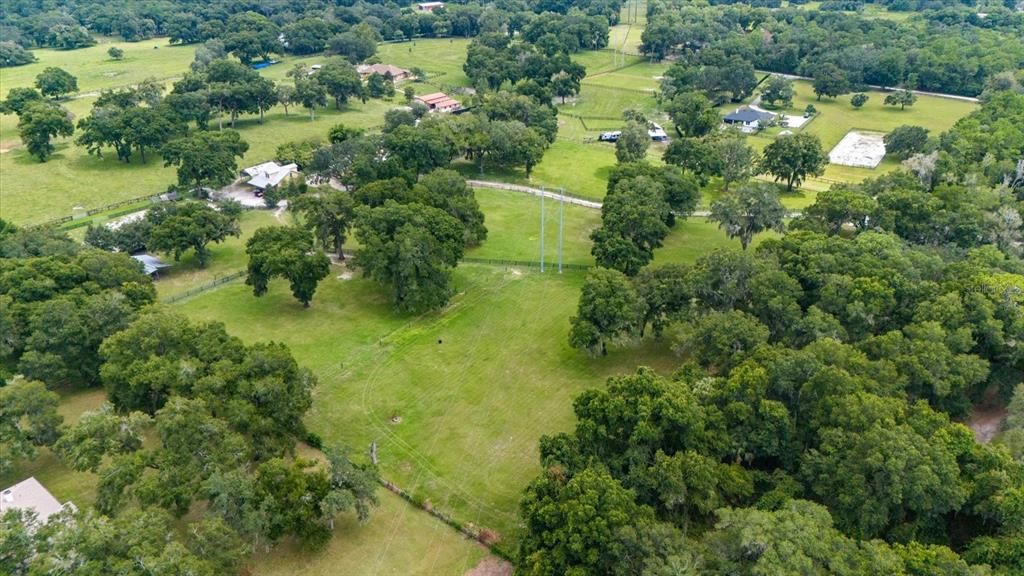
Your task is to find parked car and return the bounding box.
[598,131,622,142]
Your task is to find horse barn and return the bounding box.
[414,92,462,113]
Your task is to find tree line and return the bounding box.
[640,0,1024,97]
[0,0,624,65]
[537,89,1024,576]
[0,53,401,163]
[0,221,380,575]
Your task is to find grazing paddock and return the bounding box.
[0,89,395,225]
[177,264,680,541]
[461,140,617,200]
[154,209,283,299]
[376,38,472,88]
[254,490,492,576]
[468,188,602,265]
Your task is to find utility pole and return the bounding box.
[540,188,545,273]
[558,188,564,273]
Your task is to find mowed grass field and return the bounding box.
[747,79,977,190]
[376,38,472,89]
[154,209,283,298]
[469,188,602,265]
[178,264,681,542]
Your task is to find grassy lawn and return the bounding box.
[254,490,491,576]
[177,264,680,543]
[155,209,283,299]
[0,95,397,225]
[468,188,601,265]
[457,140,617,200]
[376,38,472,89]
[736,79,977,191]
[608,0,647,54]
[580,62,667,93]
[0,39,197,97]
[655,219,775,264]
[561,83,659,119]
[1,43,403,226]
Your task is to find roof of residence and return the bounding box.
[356,64,410,77]
[245,162,299,189]
[415,92,460,109]
[1,477,68,525]
[724,107,775,123]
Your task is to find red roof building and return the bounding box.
[415,92,461,113]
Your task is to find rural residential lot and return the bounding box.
[2,0,1023,574]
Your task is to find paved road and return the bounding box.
[468,179,803,217]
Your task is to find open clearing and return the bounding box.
[177,264,680,542]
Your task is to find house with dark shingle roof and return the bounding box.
[723,107,776,133]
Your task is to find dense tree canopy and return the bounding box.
[643,1,1024,97]
[353,201,466,312]
[246,226,331,307]
[146,201,240,267]
[161,129,249,189]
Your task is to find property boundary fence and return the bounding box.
[27,193,168,230]
[161,270,246,304]
[463,257,592,271]
[158,259,589,306]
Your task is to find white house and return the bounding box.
[417,1,445,11]
[1,477,74,526]
[243,161,299,191]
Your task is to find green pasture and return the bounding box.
[0,386,491,576]
[468,188,601,265]
[794,1,916,21]
[0,39,196,97]
[177,264,680,541]
[655,219,776,264]
[743,78,977,191]
[376,38,472,89]
[255,490,491,576]
[0,93,395,225]
[609,0,648,53]
[560,83,660,118]
[455,140,615,200]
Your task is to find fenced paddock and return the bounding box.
[828,130,887,168]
